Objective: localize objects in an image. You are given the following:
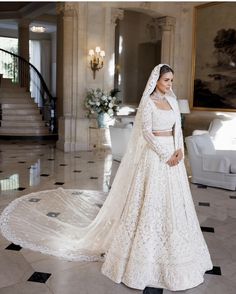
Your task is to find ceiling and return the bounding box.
[0,3,29,12]
[0,2,56,34]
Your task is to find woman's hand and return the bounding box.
[174,149,183,162]
[166,149,183,167]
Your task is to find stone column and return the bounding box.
[103,8,124,91]
[18,19,30,89]
[156,16,176,67]
[56,2,89,152]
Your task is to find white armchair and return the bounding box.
[109,122,133,161]
[192,118,236,150]
[185,134,236,190]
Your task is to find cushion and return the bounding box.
[202,154,230,173]
[208,119,223,138]
[231,164,236,174]
[194,134,216,155]
[192,130,209,136]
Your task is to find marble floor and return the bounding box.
[0,140,236,294]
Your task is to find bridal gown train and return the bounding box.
[0,96,213,291]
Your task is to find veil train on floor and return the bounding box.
[0,65,172,260]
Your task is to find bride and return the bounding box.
[0,64,213,291]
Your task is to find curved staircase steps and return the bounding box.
[0,98,36,104]
[1,121,45,127]
[2,114,43,121]
[0,87,27,93]
[0,92,31,98]
[2,109,40,115]
[0,78,20,87]
[0,127,49,135]
[0,76,50,136]
[1,103,38,109]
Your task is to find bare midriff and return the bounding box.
[152,130,173,136]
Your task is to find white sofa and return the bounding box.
[185,134,236,190]
[192,118,236,150]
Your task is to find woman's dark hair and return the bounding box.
[158,65,174,80]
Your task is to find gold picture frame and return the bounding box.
[191,2,236,112]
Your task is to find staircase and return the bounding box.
[0,74,50,136]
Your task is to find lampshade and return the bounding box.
[178,99,190,114]
[100,50,105,57]
[95,46,101,53]
[89,49,94,56]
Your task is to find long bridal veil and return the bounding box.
[0,64,176,261]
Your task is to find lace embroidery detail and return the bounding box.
[101,136,213,290]
[142,100,173,162]
[0,64,211,291]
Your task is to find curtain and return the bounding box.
[29,40,51,107]
[29,40,41,106]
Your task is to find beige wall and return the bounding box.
[103,2,234,136]
[56,1,235,151]
[119,10,162,105]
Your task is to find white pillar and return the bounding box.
[103,8,124,91]
[56,3,124,152]
[56,2,89,152]
[156,16,176,67]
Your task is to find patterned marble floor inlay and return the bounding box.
[229,195,236,199]
[16,187,26,191]
[200,226,215,233]
[46,212,60,218]
[0,140,235,294]
[199,202,210,206]
[27,272,51,283]
[143,287,163,294]
[28,198,41,203]
[205,266,222,275]
[5,243,22,251]
[197,184,207,189]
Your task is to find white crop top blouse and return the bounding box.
[141,98,177,162]
[151,101,176,132]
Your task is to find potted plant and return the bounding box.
[84,88,121,128]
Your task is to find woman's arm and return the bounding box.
[141,100,172,162]
[175,103,185,159]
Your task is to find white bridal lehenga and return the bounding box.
[0,65,213,291]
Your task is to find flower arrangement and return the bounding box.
[84,88,121,117]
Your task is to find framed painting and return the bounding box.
[192,2,236,111]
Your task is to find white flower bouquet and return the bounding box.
[84,88,121,117]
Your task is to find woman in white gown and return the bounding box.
[0,64,213,291]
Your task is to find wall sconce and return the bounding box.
[89,46,105,79]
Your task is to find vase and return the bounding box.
[97,112,106,128]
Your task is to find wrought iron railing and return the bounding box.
[0,48,57,133]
